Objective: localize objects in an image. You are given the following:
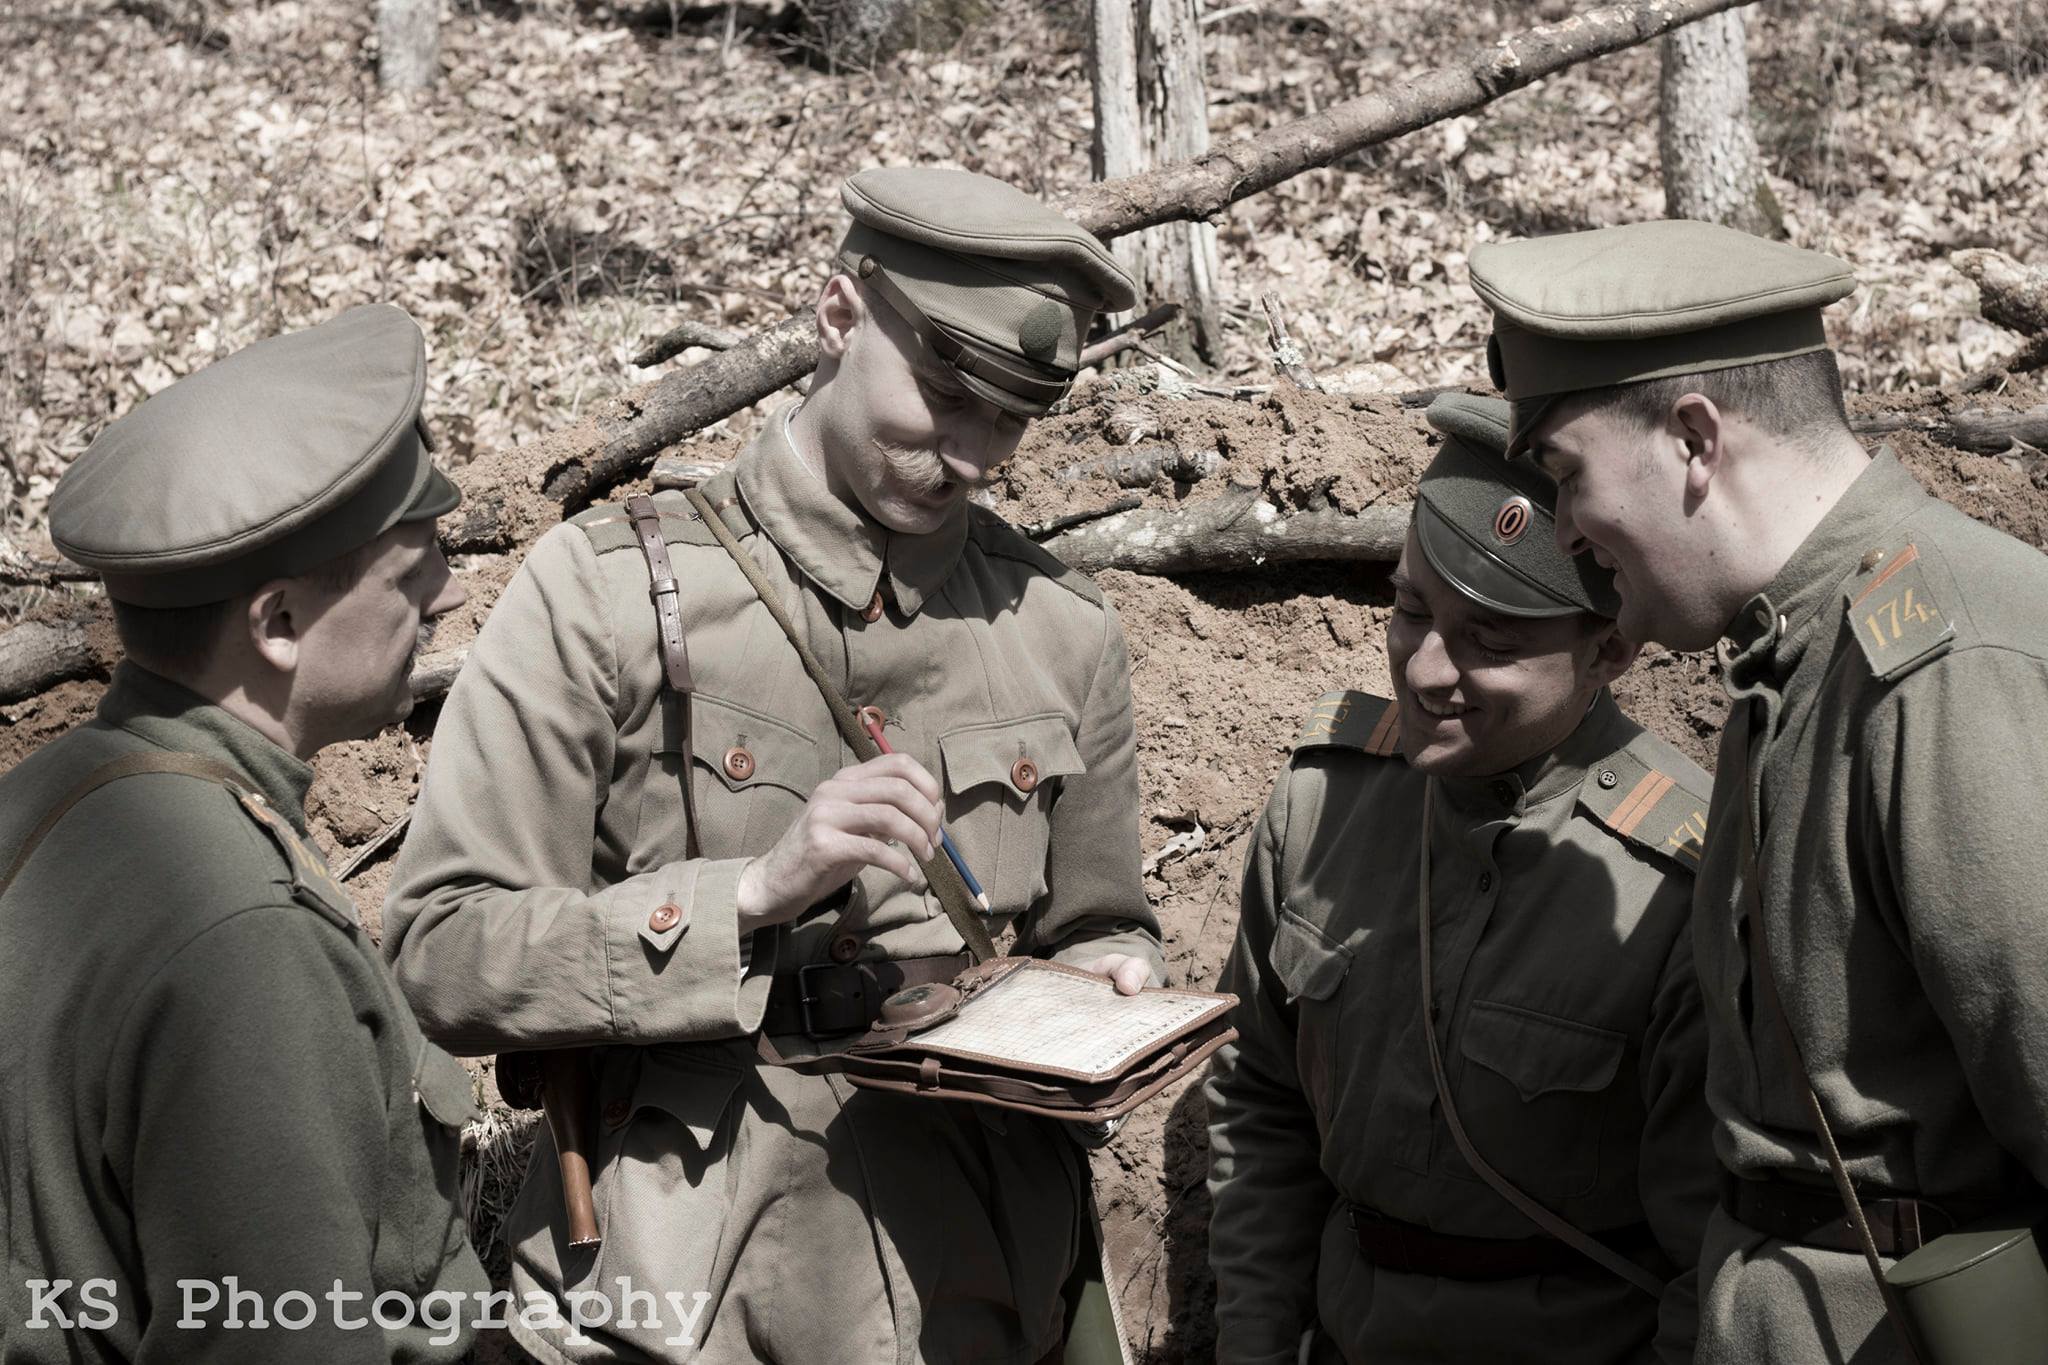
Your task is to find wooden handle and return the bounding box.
[540,1049,602,1249]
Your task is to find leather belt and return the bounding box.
[1347,1204,1658,1281]
[1720,1171,1993,1256]
[761,952,971,1039]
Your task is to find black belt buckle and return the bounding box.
[795,961,869,1038]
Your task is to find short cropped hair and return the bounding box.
[107,540,373,676]
[1560,348,1851,449]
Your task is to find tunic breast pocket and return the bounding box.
[642,693,822,860]
[937,714,1085,917]
[1452,1000,1626,1201]
[1269,904,1354,1120]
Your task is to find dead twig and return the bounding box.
[1080,303,1186,369]
[1261,294,1322,391]
[633,320,745,368]
[1023,496,1144,540]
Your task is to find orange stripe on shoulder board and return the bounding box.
[1365,706,1400,756]
[1611,771,1676,839]
[1850,543,1921,607]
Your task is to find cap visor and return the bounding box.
[1415,499,1583,620]
[1505,394,1559,461]
[956,365,1055,418]
[399,464,462,522]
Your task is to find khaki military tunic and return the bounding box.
[383,411,1163,1365]
[0,664,486,1364]
[1693,448,2048,1363]
[1207,690,1718,1365]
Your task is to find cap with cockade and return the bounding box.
[51,303,461,608]
[836,167,1139,417]
[1467,220,1857,456]
[1416,391,1619,619]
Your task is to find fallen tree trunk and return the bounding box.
[1040,486,1411,574]
[1851,405,2048,454]
[525,0,1754,508]
[1952,249,2048,339]
[0,618,94,705]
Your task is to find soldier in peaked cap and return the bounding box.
[1471,219,2048,1364]
[384,167,1163,1363]
[1207,392,1718,1365]
[0,303,484,1363]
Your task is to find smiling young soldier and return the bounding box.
[1206,392,1718,1365]
[383,167,1163,1365]
[1470,219,2048,1364]
[0,304,485,1363]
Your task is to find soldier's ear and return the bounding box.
[1583,617,1640,690]
[244,580,300,676]
[1672,393,1725,503]
[815,274,866,360]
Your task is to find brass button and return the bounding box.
[603,1099,630,1127]
[723,746,755,781]
[648,902,681,933]
[861,591,884,623]
[1860,548,1887,573]
[829,933,862,964]
[1011,758,1039,793]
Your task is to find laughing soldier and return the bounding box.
[1207,394,1718,1364]
[384,169,1163,1364]
[1475,220,2048,1364]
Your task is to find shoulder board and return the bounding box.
[967,507,1106,607]
[232,789,359,930]
[1293,691,1402,758]
[570,474,741,556]
[1577,748,1710,873]
[1843,538,1954,682]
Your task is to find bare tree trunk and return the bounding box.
[377,0,441,92]
[1657,9,1779,235]
[1092,0,1220,365]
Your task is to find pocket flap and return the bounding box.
[631,1051,745,1152]
[670,693,823,798]
[1460,1001,1625,1102]
[413,1044,482,1129]
[939,714,1085,796]
[1269,905,1352,1004]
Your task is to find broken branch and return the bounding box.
[1080,303,1185,369]
[632,319,745,369]
[1040,485,1411,574]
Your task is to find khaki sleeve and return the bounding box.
[1022,598,1165,982]
[383,524,770,1055]
[1882,647,2048,1186]
[1205,773,1331,1365]
[1636,893,1716,1365]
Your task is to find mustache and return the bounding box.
[877,440,992,498]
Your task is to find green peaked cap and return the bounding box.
[1416,391,1619,619]
[52,303,460,607]
[1467,220,1856,456]
[836,166,1138,417]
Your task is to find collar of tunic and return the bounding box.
[734,402,971,619]
[1719,445,1926,693]
[93,661,318,830]
[1435,688,1633,818]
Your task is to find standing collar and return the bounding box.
[1437,688,1632,816]
[734,403,971,618]
[94,661,318,830]
[1718,446,1924,687]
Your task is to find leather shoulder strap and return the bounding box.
[0,750,253,902]
[624,492,702,862]
[1416,778,1667,1299]
[681,485,996,963]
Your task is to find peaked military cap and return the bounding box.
[836,166,1139,417]
[1467,220,1857,456]
[51,303,460,608]
[1416,391,1619,619]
